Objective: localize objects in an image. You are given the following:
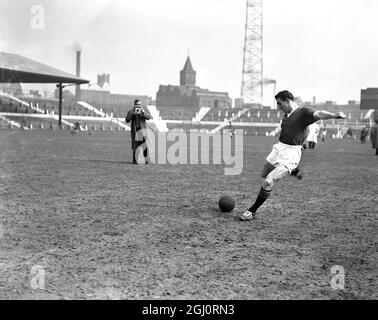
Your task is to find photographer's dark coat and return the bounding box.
[125,110,151,151]
[371,124,378,149]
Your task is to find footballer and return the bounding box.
[240,90,346,221]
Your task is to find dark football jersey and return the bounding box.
[279,107,317,146]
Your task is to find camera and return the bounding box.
[135,107,141,114]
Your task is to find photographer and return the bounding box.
[125,99,151,164]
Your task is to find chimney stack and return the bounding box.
[75,50,81,100]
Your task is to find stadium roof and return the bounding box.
[0,52,89,84]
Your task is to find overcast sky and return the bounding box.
[1,0,377,105]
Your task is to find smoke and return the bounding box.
[263,78,276,85]
[73,42,82,52]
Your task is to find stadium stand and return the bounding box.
[146,105,169,132]
[192,107,211,122]
[1,89,372,135]
[74,119,128,131]
[3,114,61,130]
[79,102,134,118]
[157,106,198,121]
[0,118,9,129]
[22,97,91,117]
[0,114,18,129]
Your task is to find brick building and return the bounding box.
[360,88,378,110]
[156,56,232,110]
[79,74,152,109]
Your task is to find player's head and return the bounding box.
[275,90,294,114]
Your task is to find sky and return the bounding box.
[1,0,378,105]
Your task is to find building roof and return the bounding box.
[159,84,230,98]
[159,84,193,96]
[182,56,195,72]
[195,88,229,96]
[82,82,110,92]
[0,52,89,84]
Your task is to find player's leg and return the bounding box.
[290,150,304,180]
[261,161,276,178]
[240,164,290,221]
[290,167,303,180]
[261,164,290,192]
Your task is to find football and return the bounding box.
[218,195,236,212]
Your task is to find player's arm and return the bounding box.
[314,111,346,120]
[272,121,282,136]
[304,125,310,141]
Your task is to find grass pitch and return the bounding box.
[0,130,376,299]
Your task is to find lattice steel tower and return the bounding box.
[241,0,263,105]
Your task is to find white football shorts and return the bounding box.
[266,142,302,173]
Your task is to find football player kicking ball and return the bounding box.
[240,90,346,221]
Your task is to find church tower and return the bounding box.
[180,56,196,87]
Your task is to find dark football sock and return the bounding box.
[249,187,271,213]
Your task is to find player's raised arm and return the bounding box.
[314,111,346,120]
